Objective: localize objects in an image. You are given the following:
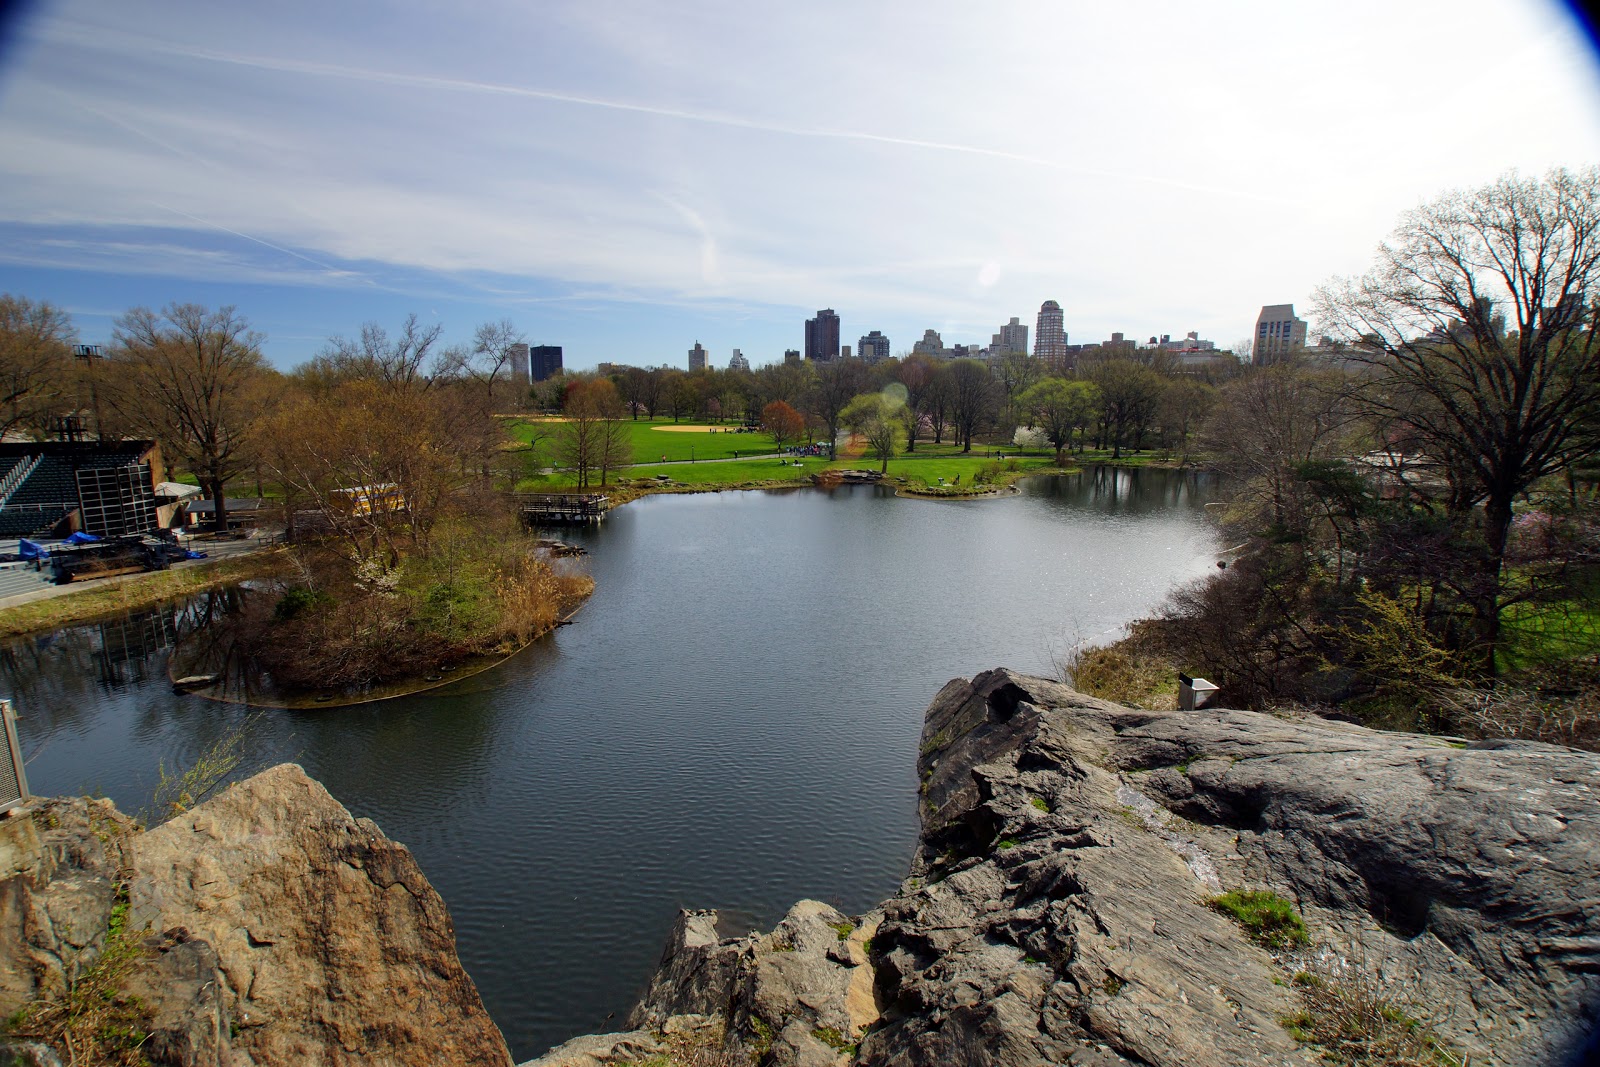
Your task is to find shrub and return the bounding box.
[1282,962,1464,1065]
[271,585,331,621]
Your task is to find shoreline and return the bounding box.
[170,594,593,710]
[597,454,1203,507]
[0,547,296,640]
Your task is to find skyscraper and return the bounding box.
[1253,305,1307,364]
[1034,301,1068,368]
[805,309,840,361]
[728,349,750,372]
[529,345,562,381]
[688,341,707,372]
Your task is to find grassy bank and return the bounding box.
[0,548,296,639]
[515,435,1095,498]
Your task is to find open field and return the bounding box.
[502,416,783,463]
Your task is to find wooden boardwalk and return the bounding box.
[517,493,609,525]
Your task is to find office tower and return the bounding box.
[729,349,750,372]
[689,341,708,372]
[529,345,562,381]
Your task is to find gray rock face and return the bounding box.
[575,669,1599,1067]
[526,901,880,1067]
[865,669,1598,1067]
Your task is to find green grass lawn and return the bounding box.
[852,453,1061,488]
[502,416,785,463]
[1500,595,1600,673]
[512,428,1081,495]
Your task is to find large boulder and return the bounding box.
[125,763,514,1066]
[562,669,1599,1067]
[864,669,1598,1067]
[0,764,513,1066]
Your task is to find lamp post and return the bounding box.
[72,344,103,441]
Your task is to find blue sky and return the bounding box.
[2,0,1599,371]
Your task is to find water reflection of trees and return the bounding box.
[0,586,558,828]
[1028,466,1219,514]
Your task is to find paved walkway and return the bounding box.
[0,530,275,612]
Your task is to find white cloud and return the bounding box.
[1,0,1597,353]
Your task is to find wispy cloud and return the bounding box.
[2,0,1598,368]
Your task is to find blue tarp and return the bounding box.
[185,550,207,559]
[17,539,46,560]
[64,531,100,545]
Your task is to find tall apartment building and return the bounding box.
[688,341,708,372]
[992,317,1029,356]
[784,349,801,365]
[857,330,891,363]
[728,349,750,372]
[529,345,562,382]
[1034,300,1069,368]
[1253,304,1308,364]
[805,309,840,361]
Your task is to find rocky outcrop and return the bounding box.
[564,669,1600,1067]
[0,764,513,1067]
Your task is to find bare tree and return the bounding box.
[946,359,995,453]
[0,295,75,439]
[310,314,445,392]
[924,365,951,444]
[991,351,1043,432]
[894,355,935,452]
[1313,167,1600,655]
[555,379,630,488]
[464,319,526,409]
[592,380,632,487]
[109,304,269,531]
[808,358,867,458]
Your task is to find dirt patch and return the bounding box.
[649,424,726,433]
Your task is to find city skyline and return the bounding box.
[1,1,1597,370]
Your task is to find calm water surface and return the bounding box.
[4,468,1219,1059]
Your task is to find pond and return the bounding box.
[3,466,1221,1060]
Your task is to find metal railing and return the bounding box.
[0,456,41,508]
[0,700,29,812]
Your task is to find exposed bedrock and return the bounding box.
[565,669,1598,1067]
[0,764,513,1067]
